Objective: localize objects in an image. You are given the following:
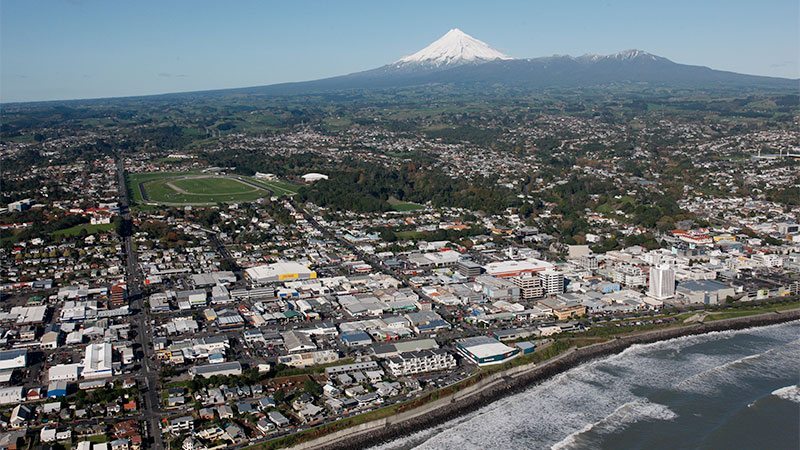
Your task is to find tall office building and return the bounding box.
[538,270,564,296]
[648,264,675,299]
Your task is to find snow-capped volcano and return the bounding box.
[395,28,512,67]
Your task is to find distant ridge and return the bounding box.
[199,29,795,98]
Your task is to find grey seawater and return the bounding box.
[370,321,800,450]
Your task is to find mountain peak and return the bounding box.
[578,49,665,62]
[396,28,512,67]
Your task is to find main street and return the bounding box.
[117,157,165,450]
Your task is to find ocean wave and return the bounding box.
[676,338,800,395]
[551,400,678,450]
[771,385,800,403]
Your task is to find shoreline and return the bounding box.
[282,309,800,450]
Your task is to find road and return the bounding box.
[117,157,165,450]
[288,199,428,300]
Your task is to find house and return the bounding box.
[0,430,26,450]
[236,401,254,415]
[169,416,194,433]
[257,419,275,434]
[267,410,290,427]
[223,424,243,442]
[298,403,324,422]
[198,408,215,420]
[217,405,234,419]
[257,397,276,410]
[40,428,58,444]
[110,439,130,450]
[9,405,32,428]
[123,399,137,412]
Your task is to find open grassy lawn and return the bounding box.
[394,230,426,240]
[52,222,115,237]
[171,177,255,195]
[128,172,271,205]
[127,171,196,204]
[388,197,424,212]
[703,300,800,321]
[247,177,299,196]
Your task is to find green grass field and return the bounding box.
[52,222,115,237]
[127,172,298,205]
[171,177,255,195]
[247,177,299,196]
[388,197,424,212]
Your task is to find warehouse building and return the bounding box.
[676,280,736,305]
[48,363,81,382]
[456,336,519,366]
[484,259,552,278]
[82,343,113,379]
[190,361,242,379]
[0,350,27,371]
[245,261,316,284]
[0,386,23,405]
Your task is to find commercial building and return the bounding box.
[7,199,32,213]
[245,261,316,284]
[82,343,113,379]
[538,297,587,320]
[0,350,27,371]
[407,250,461,269]
[301,173,329,183]
[282,330,317,353]
[0,386,24,405]
[278,350,339,368]
[339,330,373,348]
[324,361,380,377]
[476,276,520,302]
[511,274,545,299]
[190,362,242,379]
[538,270,564,295]
[483,259,552,278]
[48,364,81,382]
[456,336,519,366]
[676,280,736,305]
[385,349,456,376]
[371,338,439,358]
[47,381,68,398]
[648,264,675,300]
[456,260,483,278]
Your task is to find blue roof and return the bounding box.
[340,330,371,342]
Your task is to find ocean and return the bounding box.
[371,320,800,450]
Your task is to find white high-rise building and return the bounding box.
[538,270,564,296]
[648,264,675,299]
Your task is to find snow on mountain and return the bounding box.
[395,28,512,67]
[577,49,665,62]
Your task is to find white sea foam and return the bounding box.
[551,400,678,450]
[771,385,800,403]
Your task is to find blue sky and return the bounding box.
[2,0,798,102]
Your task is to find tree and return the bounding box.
[303,379,322,397]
